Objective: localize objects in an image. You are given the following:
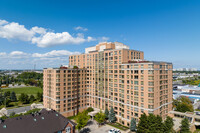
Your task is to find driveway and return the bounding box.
[78,120,127,133]
[93,124,127,133]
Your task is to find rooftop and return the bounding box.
[122,60,172,65]
[0,109,76,133]
[85,42,130,54]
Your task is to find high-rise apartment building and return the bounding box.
[43,66,87,117]
[43,42,173,126]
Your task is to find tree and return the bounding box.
[75,110,90,131]
[4,91,10,98]
[176,103,193,113]
[164,116,174,133]
[130,118,136,131]
[19,93,29,104]
[155,115,165,132]
[86,107,94,112]
[95,110,106,125]
[29,95,35,103]
[73,66,78,69]
[137,113,170,133]
[108,107,116,123]
[147,114,164,133]
[0,93,4,105]
[180,118,191,133]
[174,96,193,112]
[137,113,149,133]
[36,92,43,102]
[5,98,11,107]
[104,107,109,119]
[10,91,17,102]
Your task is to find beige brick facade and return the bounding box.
[43,67,87,117]
[43,42,173,127]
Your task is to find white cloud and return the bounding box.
[32,32,95,47]
[0,19,109,48]
[0,20,8,25]
[31,26,46,34]
[74,26,88,31]
[0,22,35,41]
[0,50,80,69]
[0,52,6,56]
[32,50,80,58]
[98,36,109,42]
[10,51,28,56]
[87,36,96,41]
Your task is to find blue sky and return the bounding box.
[0,0,199,69]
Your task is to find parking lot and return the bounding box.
[78,120,128,133]
[92,125,127,133]
[92,125,112,133]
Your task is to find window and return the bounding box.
[134,81,138,85]
[66,127,71,133]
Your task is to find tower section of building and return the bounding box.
[43,67,87,117]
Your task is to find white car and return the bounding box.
[115,129,121,133]
[108,129,115,133]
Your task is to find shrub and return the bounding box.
[87,107,94,112]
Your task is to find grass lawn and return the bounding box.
[1,87,42,97]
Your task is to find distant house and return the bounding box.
[0,109,76,133]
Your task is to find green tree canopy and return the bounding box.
[4,91,10,98]
[29,95,35,103]
[164,116,174,133]
[10,91,17,102]
[104,107,109,119]
[130,118,136,131]
[174,96,194,112]
[180,118,191,133]
[86,107,94,112]
[19,93,29,104]
[137,113,174,133]
[108,107,116,123]
[94,110,106,124]
[137,113,149,133]
[75,110,90,131]
[36,92,43,102]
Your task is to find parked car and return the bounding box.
[115,129,121,133]
[108,129,115,133]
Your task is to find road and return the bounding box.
[7,106,31,115]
